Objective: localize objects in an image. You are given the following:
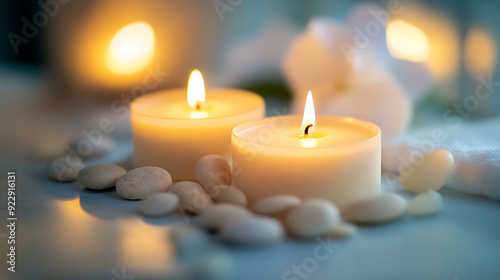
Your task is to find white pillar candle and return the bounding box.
[131,70,265,180]
[231,91,380,209]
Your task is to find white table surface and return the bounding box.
[1,70,500,280]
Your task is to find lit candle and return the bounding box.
[131,70,265,180]
[231,91,381,209]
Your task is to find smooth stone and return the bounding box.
[179,189,213,215]
[212,186,247,206]
[77,164,126,189]
[342,193,407,224]
[195,155,232,197]
[329,223,357,239]
[46,157,84,182]
[220,216,284,246]
[169,181,205,194]
[407,190,443,217]
[253,195,301,215]
[169,181,213,215]
[68,135,115,159]
[116,166,172,200]
[195,204,253,230]
[400,149,455,193]
[138,193,179,217]
[285,198,340,238]
[169,223,209,258]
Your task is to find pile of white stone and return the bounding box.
[46,150,447,246]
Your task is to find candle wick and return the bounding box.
[195,101,202,110]
[304,124,313,137]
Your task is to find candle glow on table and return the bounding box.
[232,91,381,209]
[131,70,265,180]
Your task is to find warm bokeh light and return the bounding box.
[388,6,459,87]
[465,28,497,76]
[301,90,316,136]
[187,69,206,109]
[386,20,430,63]
[54,198,93,255]
[119,220,174,274]
[106,21,155,75]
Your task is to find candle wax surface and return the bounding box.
[233,116,379,149]
[132,89,261,119]
[131,88,265,180]
[231,115,381,209]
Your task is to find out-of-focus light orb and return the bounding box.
[386,20,430,63]
[106,21,155,75]
[465,28,497,76]
[386,6,459,85]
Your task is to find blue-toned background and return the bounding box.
[1,1,500,280]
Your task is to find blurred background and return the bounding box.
[1,0,499,115]
[1,1,500,279]
[1,0,499,169]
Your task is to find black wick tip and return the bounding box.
[304,124,313,136]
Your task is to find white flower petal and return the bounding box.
[321,66,412,140]
[390,59,434,102]
[283,18,354,99]
[345,3,392,66]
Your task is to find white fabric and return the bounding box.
[382,118,500,199]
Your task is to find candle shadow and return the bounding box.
[33,168,83,201]
[78,188,140,220]
[140,215,183,226]
[138,205,200,226]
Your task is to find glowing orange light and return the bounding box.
[106,21,155,75]
[465,28,497,75]
[386,20,430,63]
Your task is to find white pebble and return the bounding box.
[169,181,205,194]
[342,193,407,224]
[220,216,284,246]
[407,190,443,217]
[68,136,114,159]
[46,157,84,182]
[400,149,454,193]
[212,186,247,206]
[139,193,179,217]
[253,195,301,215]
[169,181,213,215]
[77,164,126,189]
[180,190,213,215]
[329,223,357,239]
[285,198,340,238]
[195,155,232,197]
[116,166,172,200]
[195,204,253,230]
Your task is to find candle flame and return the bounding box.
[187,69,206,110]
[106,22,155,75]
[301,91,315,137]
